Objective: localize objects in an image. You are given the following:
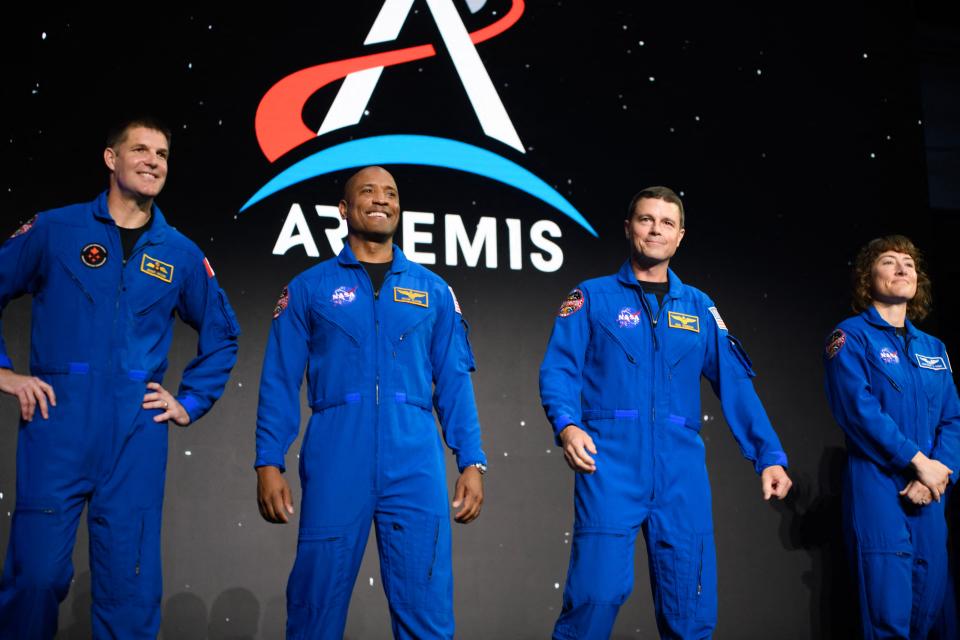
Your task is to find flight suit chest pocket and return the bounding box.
[132,283,179,319]
[596,321,639,365]
[54,256,95,304]
[866,354,904,393]
[310,306,361,348]
[665,326,704,368]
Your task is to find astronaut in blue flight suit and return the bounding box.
[255,166,487,639]
[0,117,240,638]
[823,235,958,640]
[540,186,792,639]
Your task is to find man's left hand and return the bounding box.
[143,382,191,426]
[452,466,484,524]
[761,465,792,500]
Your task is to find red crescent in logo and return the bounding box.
[255,0,524,162]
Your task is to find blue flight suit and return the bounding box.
[0,192,240,639]
[540,262,788,640]
[256,243,486,640]
[824,307,960,639]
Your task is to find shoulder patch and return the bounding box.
[394,287,429,308]
[708,306,727,331]
[826,329,846,359]
[203,257,215,279]
[448,285,462,314]
[10,214,38,239]
[273,285,290,318]
[558,288,584,317]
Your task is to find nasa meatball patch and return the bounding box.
[273,286,289,319]
[825,329,846,359]
[558,289,584,317]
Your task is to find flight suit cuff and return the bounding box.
[755,451,788,475]
[553,414,578,445]
[0,354,13,370]
[456,453,487,474]
[891,441,921,472]
[254,455,286,473]
[178,394,203,423]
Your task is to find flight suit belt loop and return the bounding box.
[582,409,640,420]
[31,362,160,382]
[309,392,432,413]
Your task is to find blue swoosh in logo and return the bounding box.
[240,134,597,237]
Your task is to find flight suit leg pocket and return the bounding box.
[567,526,632,605]
[89,509,159,604]
[694,532,717,623]
[287,526,351,613]
[377,513,447,611]
[858,546,912,632]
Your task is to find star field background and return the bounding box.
[0,2,958,638]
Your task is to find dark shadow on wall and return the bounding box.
[161,591,208,640]
[771,447,859,640]
[58,571,92,639]
[161,587,262,640]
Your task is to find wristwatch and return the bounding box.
[470,462,488,475]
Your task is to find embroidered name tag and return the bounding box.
[140,254,174,283]
[394,287,429,308]
[916,354,947,371]
[668,311,700,333]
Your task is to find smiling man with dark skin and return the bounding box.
[255,166,487,639]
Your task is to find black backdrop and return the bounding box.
[1,2,957,638]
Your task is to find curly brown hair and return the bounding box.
[851,235,932,321]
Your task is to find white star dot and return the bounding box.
[364,110,370,116]
[238,522,242,527]
[695,116,700,121]
[756,69,762,75]
[648,76,655,82]
[862,53,868,59]
[869,152,876,158]
[554,582,560,589]
[622,25,627,30]
[238,382,243,387]
[520,420,526,426]
[185,450,192,456]
[188,62,193,69]
[369,577,375,586]
[41,32,47,40]
[503,452,509,457]
[638,40,645,46]
[546,449,551,454]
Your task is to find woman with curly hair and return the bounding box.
[824,235,959,639]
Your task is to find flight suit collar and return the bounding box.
[337,241,411,274]
[861,305,919,338]
[91,189,169,245]
[615,259,684,300]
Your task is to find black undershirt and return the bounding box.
[361,260,393,296]
[118,214,153,261]
[638,279,669,307]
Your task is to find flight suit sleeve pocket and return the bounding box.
[216,288,241,339]
[726,335,756,379]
